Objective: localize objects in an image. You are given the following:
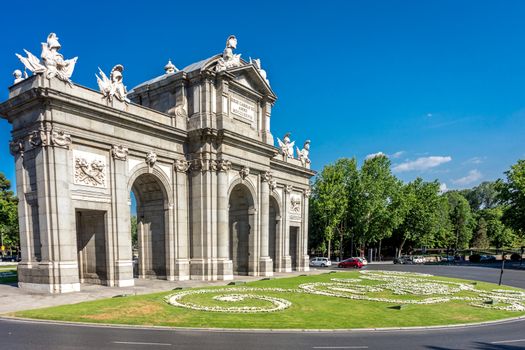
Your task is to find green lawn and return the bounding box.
[0,265,17,284]
[14,271,525,329]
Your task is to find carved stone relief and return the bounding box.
[216,159,232,172]
[239,166,250,180]
[29,129,47,147]
[73,151,106,188]
[290,194,301,214]
[111,145,128,161]
[9,139,24,156]
[174,159,191,172]
[145,151,157,167]
[50,129,72,148]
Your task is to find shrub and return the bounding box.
[469,254,481,263]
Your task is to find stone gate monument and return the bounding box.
[0,34,314,293]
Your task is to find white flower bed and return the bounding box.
[164,271,525,313]
[165,287,293,313]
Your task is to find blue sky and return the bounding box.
[1,0,524,191]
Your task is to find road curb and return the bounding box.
[2,314,525,333]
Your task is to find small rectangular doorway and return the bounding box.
[76,210,108,285]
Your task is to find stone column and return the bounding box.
[174,159,190,280]
[111,145,134,287]
[259,172,273,276]
[24,126,80,293]
[282,185,293,272]
[299,187,311,272]
[216,160,233,280]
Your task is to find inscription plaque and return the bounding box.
[230,93,256,122]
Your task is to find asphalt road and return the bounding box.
[1,265,524,350]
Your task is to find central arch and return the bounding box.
[131,172,169,279]
[228,183,255,275]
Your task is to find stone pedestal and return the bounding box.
[281,256,292,272]
[217,259,233,280]
[259,256,274,276]
[173,259,190,281]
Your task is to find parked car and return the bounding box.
[441,255,454,263]
[0,255,20,262]
[480,255,497,263]
[338,258,363,269]
[393,255,413,264]
[357,257,368,265]
[413,256,426,264]
[309,257,332,267]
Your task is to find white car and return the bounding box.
[310,257,332,267]
[413,256,426,264]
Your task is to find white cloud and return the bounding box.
[392,156,452,173]
[390,151,405,159]
[365,151,404,160]
[365,152,386,160]
[439,183,448,193]
[453,169,482,186]
[465,157,484,165]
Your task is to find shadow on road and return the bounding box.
[427,342,525,350]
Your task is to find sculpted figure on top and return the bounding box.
[277,132,295,159]
[16,33,78,86]
[296,140,311,167]
[216,35,242,72]
[250,58,270,86]
[96,64,130,103]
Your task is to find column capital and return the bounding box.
[174,159,191,172]
[111,145,128,161]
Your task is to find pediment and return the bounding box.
[227,65,277,100]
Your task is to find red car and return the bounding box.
[338,258,364,269]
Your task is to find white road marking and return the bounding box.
[490,339,525,344]
[112,341,172,346]
[312,347,368,349]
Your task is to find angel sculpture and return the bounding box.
[16,33,77,86]
[216,35,242,72]
[296,140,311,167]
[277,132,295,159]
[96,64,129,103]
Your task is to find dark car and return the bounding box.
[338,258,363,269]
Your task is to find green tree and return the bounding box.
[0,173,19,254]
[393,178,446,256]
[460,181,499,211]
[445,191,474,250]
[497,159,525,238]
[471,216,490,249]
[131,215,138,249]
[480,207,517,249]
[351,155,404,256]
[311,160,350,259]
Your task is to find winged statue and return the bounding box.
[296,140,311,167]
[96,64,129,103]
[277,132,295,159]
[15,33,77,86]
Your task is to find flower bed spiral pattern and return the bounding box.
[165,271,525,313]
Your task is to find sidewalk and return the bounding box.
[0,269,326,314]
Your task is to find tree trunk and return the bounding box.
[327,239,331,259]
[398,237,407,258]
[378,239,382,261]
[339,231,344,261]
